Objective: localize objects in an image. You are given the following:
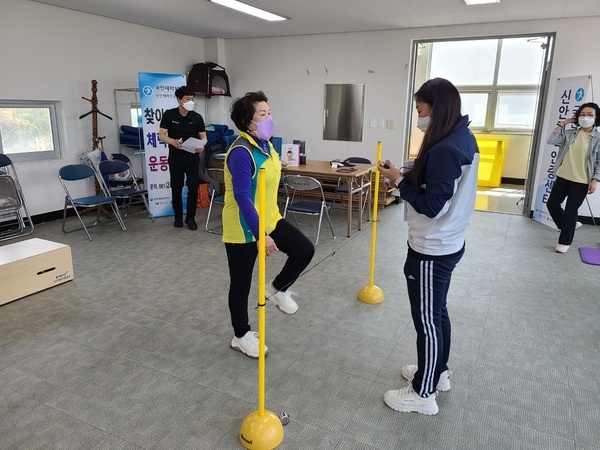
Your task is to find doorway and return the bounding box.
[407,34,555,215]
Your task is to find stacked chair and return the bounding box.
[0,154,34,241]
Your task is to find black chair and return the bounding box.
[98,159,153,221]
[283,175,335,245]
[205,168,225,234]
[330,157,372,213]
[0,154,34,241]
[58,164,127,241]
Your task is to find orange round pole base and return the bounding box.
[357,284,384,304]
[239,410,284,450]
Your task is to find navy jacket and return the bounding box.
[399,115,480,256]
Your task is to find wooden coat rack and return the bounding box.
[79,79,112,150]
[79,80,113,216]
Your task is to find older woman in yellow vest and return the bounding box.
[223,91,314,358]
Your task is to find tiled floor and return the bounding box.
[476,184,525,215]
[0,201,599,449]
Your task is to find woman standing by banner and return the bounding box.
[546,102,600,253]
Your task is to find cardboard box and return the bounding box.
[0,238,74,306]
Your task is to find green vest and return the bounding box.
[222,132,283,243]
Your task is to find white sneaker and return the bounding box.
[555,244,569,253]
[266,281,298,315]
[383,384,439,415]
[230,331,268,359]
[401,364,451,392]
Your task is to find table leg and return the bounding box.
[346,180,353,237]
[357,176,364,231]
[366,174,372,222]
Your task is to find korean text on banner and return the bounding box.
[532,75,592,227]
[138,72,186,217]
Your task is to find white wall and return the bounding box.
[3,0,600,217]
[222,30,407,163]
[0,0,205,215]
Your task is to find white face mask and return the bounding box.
[417,116,431,132]
[578,116,595,129]
[182,100,195,112]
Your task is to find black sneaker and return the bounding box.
[174,218,183,228]
[185,217,198,230]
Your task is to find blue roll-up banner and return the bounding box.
[533,75,592,227]
[138,72,186,218]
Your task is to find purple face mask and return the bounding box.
[252,117,274,140]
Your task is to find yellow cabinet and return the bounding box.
[476,138,507,187]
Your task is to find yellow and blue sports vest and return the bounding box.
[222,132,283,243]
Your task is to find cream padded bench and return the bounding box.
[0,238,73,306]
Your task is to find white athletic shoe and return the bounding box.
[266,281,298,315]
[555,244,569,253]
[383,384,439,415]
[230,331,267,359]
[401,364,452,392]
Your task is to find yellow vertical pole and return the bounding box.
[239,168,284,450]
[358,141,384,304]
[257,168,266,416]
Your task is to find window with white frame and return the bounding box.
[130,103,142,127]
[0,100,63,162]
[427,36,547,132]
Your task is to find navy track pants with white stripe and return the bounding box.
[404,246,464,398]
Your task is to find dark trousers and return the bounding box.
[168,151,200,220]
[546,176,588,245]
[225,219,315,338]
[404,246,464,398]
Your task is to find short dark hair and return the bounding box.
[230,91,269,132]
[575,102,600,127]
[405,78,462,187]
[175,86,195,99]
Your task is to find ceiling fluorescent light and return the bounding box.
[464,0,500,5]
[209,0,288,22]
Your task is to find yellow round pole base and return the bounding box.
[358,284,384,304]
[239,410,284,450]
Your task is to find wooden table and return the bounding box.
[282,160,376,237]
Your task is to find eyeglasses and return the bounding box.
[580,113,596,117]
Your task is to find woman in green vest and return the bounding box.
[223,91,314,358]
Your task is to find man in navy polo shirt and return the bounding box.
[158,86,206,230]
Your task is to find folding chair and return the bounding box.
[283,174,335,245]
[58,164,127,241]
[330,157,371,214]
[0,154,34,241]
[205,168,225,234]
[98,159,153,221]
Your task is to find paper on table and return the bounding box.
[181,138,207,153]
